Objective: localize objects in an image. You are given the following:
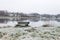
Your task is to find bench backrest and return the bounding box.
[18,22,29,24]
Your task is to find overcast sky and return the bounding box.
[0,0,60,14]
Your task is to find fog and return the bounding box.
[0,0,60,15]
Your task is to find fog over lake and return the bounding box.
[0,20,60,27]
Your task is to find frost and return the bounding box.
[0,27,60,40]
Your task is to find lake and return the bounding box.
[0,20,60,27]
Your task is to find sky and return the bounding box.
[0,0,60,15]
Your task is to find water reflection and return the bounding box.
[0,19,60,27]
[0,19,9,23]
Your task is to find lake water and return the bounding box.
[0,20,60,27]
[29,21,60,27]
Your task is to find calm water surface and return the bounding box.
[0,20,60,27]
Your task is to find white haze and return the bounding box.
[0,0,60,15]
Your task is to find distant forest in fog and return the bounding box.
[0,10,40,23]
[0,10,60,23]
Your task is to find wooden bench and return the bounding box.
[15,22,30,27]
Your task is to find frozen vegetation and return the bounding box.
[0,27,60,40]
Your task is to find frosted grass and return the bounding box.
[0,27,60,40]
